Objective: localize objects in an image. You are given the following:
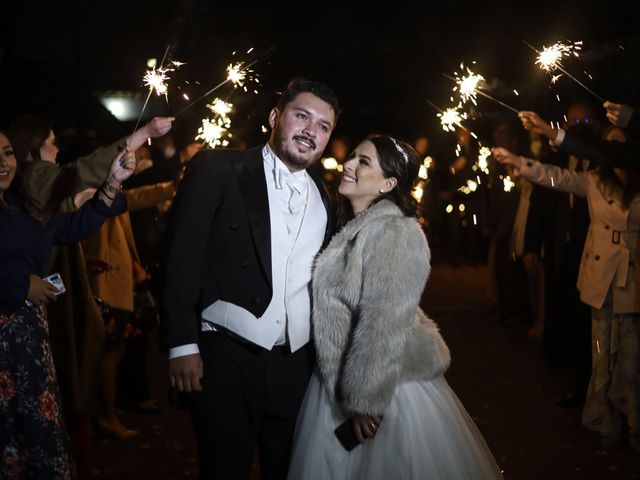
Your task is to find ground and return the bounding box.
[93,264,640,479]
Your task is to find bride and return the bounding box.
[288,135,504,479]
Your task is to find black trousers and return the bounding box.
[191,332,314,480]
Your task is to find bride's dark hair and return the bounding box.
[337,135,420,225]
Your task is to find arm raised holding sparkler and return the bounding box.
[491,146,588,198]
[603,101,640,136]
[126,116,174,151]
[10,114,174,212]
[519,110,640,171]
[73,116,174,194]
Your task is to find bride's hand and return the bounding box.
[352,414,382,443]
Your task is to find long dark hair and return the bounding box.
[337,134,421,225]
[9,114,52,166]
[0,129,47,223]
[595,126,640,209]
[8,114,76,214]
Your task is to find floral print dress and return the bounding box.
[0,306,74,479]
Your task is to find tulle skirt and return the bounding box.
[288,371,503,480]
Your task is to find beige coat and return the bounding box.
[517,158,640,313]
[82,182,174,311]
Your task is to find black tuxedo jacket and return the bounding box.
[162,146,333,351]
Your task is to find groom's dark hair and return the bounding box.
[276,77,341,122]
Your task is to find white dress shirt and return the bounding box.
[169,144,327,358]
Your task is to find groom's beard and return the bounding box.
[272,129,320,171]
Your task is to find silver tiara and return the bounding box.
[390,137,409,164]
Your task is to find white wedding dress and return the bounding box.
[288,371,504,480]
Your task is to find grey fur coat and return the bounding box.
[312,199,451,416]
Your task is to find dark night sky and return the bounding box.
[3,1,639,154]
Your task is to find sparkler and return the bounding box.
[175,59,259,116]
[503,176,515,192]
[477,147,491,174]
[144,66,170,97]
[444,70,519,114]
[458,179,479,195]
[195,98,234,148]
[143,59,186,98]
[453,63,485,105]
[129,44,172,148]
[427,100,470,134]
[525,40,603,102]
[426,100,495,171]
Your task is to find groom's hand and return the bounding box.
[169,353,203,392]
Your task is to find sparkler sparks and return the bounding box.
[196,119,230,148]
[439,106,467,132]
[458,179,479,195]
[453,63,485,106]
[206,98,233,124]
[128,44,172,149]
[195,98,234,148]
[534,41,581,72]
[444,65,519,114]
[142,56,184,99]
[477,146,491,174]
[175,59,259,116]
[143,66,171,97]
[503,176,515,192]
[525,39,602,102]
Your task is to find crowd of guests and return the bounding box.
[1,92,639,478]
[0,115,200,478]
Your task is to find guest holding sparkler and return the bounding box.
[493,124,640,450]
[518,101,640,171]
[8,114,173,477]
[518,103,595,408]
[0,130,133,478]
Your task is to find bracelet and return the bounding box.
[100,188,116,200]
[101,180,121,194]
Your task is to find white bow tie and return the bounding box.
[275,168,307,195]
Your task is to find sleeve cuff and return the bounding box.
[169,343,200,359]
[551,128,566,147]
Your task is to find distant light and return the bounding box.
[412,184,424,203]
[104,99,125,118]
[446,204,454,213]
[322,157,339,170]
[147,58,157,68]
[99,96,143,121]
[458,203,465,212]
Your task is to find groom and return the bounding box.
[163,77,340,479]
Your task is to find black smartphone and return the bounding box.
[334,418,360,451]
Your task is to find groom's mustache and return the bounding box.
[293,135,316,150]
